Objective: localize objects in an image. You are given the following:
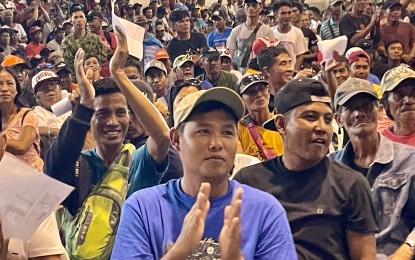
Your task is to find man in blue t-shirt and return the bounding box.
[206,11,232,48]
[111,87,297,259]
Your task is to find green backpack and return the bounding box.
[64,143,135,260]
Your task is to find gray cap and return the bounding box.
[144,60,167,76]
[334,78,378,111]
[381,66,415,95]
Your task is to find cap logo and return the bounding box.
[310,95,331,103]
[385,67,415,85]
[36,71,55,82]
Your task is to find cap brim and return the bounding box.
[263,116,277,131]
[239,80,268,95]
[175,87,245,128]
[13,63,29,70]
[56,68,70,74]
[383,75,415,93]
[175,59,194,68]
[335,90,378,110]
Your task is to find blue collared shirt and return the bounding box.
[330,135,415,256]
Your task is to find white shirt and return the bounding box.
[272,25,308,66]
[33,105,71,129]
[7,212,68,260]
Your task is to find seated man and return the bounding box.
[44,28,171,257]
[380,66,415,146]
[173,53,195,81]
[111,86,297,259]
[237,74,283,160]
[234,78,378,259]
[331,78,415,258]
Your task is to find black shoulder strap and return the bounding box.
[75,154,93,208]
[103,31,111,45]
[327,20,336,39]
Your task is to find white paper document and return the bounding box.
[0,153,73,241]
[112,1,145,60]
[317,36,348,63]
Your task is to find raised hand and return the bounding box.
[164,183,211,259]
[219,187,244,260]
[74,48,95,108]
[110,26,129,76]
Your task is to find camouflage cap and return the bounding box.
[381,66,415,95]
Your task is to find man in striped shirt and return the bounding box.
[319,0,343,40]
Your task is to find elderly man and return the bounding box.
[330,77,415,259]
[380,66,415,146]
[234,77,378,259]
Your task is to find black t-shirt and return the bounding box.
[166,32,207,76]
[339,13,372,47]
[234,156,378,260]
[301,27,318,63]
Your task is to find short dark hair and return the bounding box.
[125,56,143,74]
[143,7,151,14]
[385,40,403,51]
[257,46,290,71]
[291,1,303,13]
[169,9,190,23]
[308,6,320,16]
[157,6,166,15]
[93,78,121,97]
[177,101,238,132]
[273,1,292,13]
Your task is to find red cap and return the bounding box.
[348,50,371,64]
[252,37,280,55]
[155,49,169,60]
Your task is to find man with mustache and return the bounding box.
[234,77,378,259]
[330,78,415,259]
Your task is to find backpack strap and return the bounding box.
[241,114,277,160]
[75,154,93,209]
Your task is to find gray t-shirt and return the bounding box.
[227,23,275,69]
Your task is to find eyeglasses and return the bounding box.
[173,78,201,88]
[239,74,267,89]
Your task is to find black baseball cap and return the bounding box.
[264,77,331,131]
[55,62,71,74]
[238,74,268,95]
[245,0,260,4]
[383,0,402,9]
[86,10,104,21]
[200,47,220,59]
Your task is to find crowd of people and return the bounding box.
[0,0,415,258]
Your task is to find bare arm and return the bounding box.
[30,255,62,260]
[38,126,59,137]
[346,230,376,260]
[350,8,380,46]
[110,26,170,164]
[27,4,39,28]
[39,4,51,23]
[6,125,37,155]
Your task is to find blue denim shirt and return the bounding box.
[330,135,415,256]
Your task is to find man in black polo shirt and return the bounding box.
[233,77,378,259]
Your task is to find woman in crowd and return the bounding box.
[0,66,43,172]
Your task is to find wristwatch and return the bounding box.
[405,239,415,253]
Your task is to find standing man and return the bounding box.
[339,0,380,48]
[0,27,15,56]
[25,26,44,58]
[331,78,415,259]
[272,1,308,71]
[206,11,232,47]
[86,10,117,77]
[46,27,65,62]
[166,9,207,77]
[234,78,378,259]
[378,0,415,65]
[227,0,275,72]
[320,0,343,40]
[61,5,107,75]
[173,53,195,80]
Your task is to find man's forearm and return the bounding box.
[350,23,375,45]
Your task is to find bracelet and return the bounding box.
[48,128,51,138]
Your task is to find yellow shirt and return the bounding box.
[237,121,284,161]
